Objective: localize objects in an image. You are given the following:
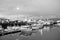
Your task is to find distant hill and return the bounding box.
[0,15,60,22]
[48,18,60,21]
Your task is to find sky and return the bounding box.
[0,0,60,17]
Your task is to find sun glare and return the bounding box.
[16,7,20,10]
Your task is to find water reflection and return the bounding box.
[0,27,60,40]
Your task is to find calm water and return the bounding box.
[0,27,60,40]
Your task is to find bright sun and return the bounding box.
[16,7,20,10]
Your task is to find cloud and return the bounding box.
[0,0,60,16]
